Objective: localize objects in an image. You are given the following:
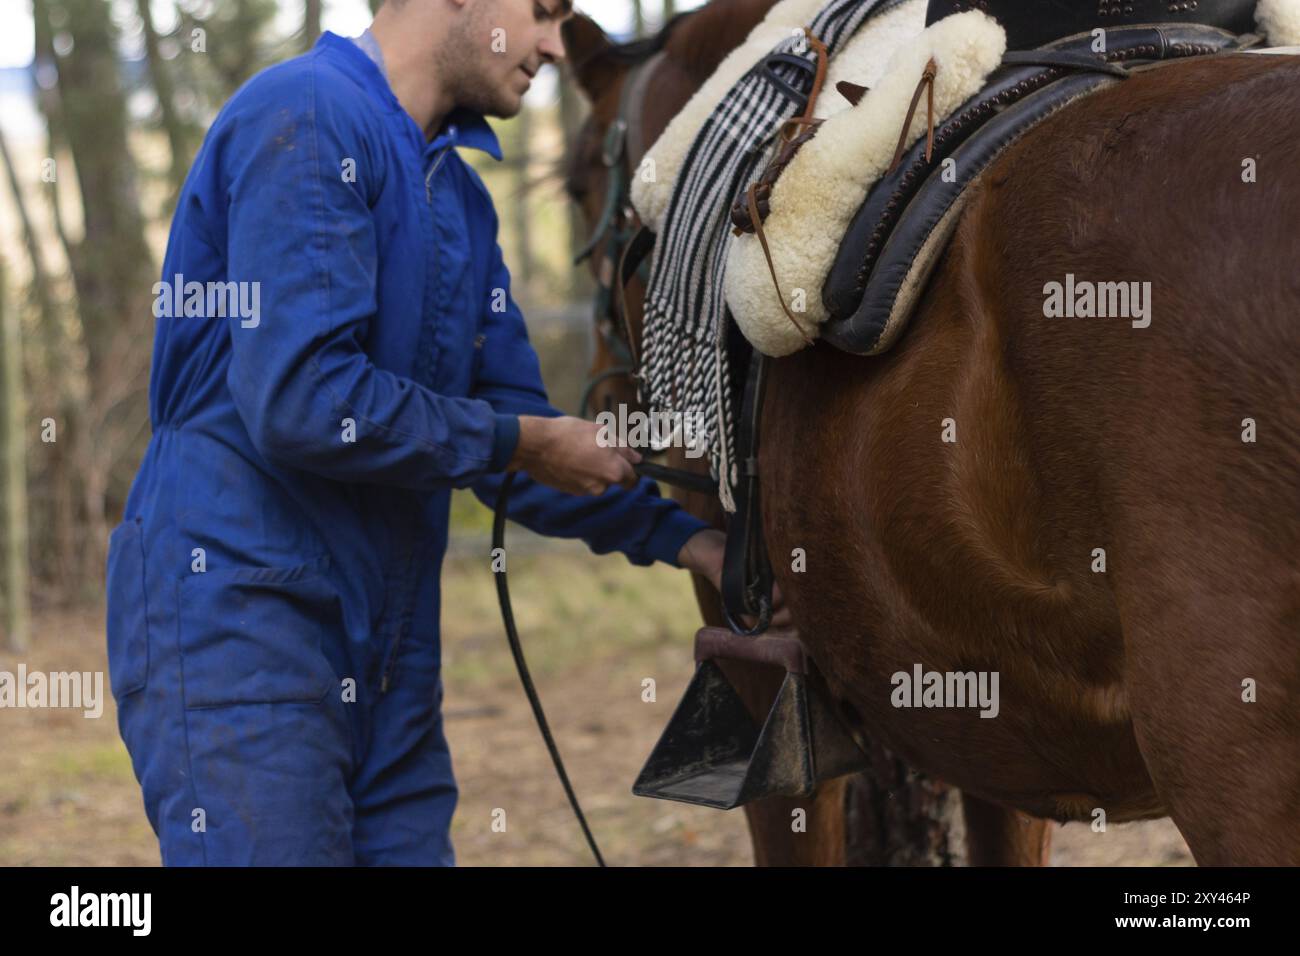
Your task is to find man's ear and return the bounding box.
[561,13,623,103]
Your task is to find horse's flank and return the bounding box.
[762,53,1300,857]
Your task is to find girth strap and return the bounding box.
[721,351,775,635]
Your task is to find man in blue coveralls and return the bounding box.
[104,0,772,865]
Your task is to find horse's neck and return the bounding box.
[717,0,785,50]
[671,0,784,84]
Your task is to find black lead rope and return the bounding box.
[491,459,724,866]
[492,470,606,867]
[632,460,718,495]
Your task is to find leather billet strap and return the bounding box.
[729,120,824,232]
[755,51,821,110]
[887,56,939,173]
[721,351,775,635]
[740,186,817,347]
[735,27,832,227]
[787,27,832,137]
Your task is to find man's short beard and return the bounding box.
[439,0,519,118]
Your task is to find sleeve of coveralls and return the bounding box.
[468,226,710,568]
[223,71,517,489]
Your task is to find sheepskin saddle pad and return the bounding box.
[722,0,1300,358]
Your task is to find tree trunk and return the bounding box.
[0,127,56,323]
[0,261,32,652]
[303,0,323,51]
[842,744,967,865]
[135,0,190,197]
[0,120,78,592]
[46,0,156,582]
[32,0,77,270]
[31,0,88,595]
[204,0,275,100]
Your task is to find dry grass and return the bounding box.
[0,536,1191,866]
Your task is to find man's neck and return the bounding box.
[370,14,456,141]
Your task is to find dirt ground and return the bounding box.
[0,534,1192,866]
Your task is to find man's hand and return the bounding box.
[676,529,794,628]
[510,415,642,497]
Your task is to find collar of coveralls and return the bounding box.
[320,29,504,161]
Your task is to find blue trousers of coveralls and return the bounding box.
[110,520,460,865]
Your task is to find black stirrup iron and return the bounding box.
[633,627,870,810]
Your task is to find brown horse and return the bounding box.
[565,4,1300,866]
[564,0,1049,867]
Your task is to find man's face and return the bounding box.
[444,0,571,118]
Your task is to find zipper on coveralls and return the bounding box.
[379,144,453,695]
[379,619,407,693]
[424,145,452,203]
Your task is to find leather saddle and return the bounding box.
[730,0,1258,231]
[926,0,1258,51]
[816,11,1261,354]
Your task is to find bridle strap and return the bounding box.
[614,223,657,375]
[575,48,672,424]
[573,50,667,268]
[574,50,667,418]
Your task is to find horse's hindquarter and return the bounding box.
[761,54,1300,826]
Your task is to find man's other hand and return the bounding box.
[675,529,794,629]
[511,415,642,497]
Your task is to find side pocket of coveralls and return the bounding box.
[176,556,342,709]
[105,518,149,700]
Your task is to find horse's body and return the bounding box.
[764,51,1300,862]
[565,2,1299,865]
[568,0,1046,866]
